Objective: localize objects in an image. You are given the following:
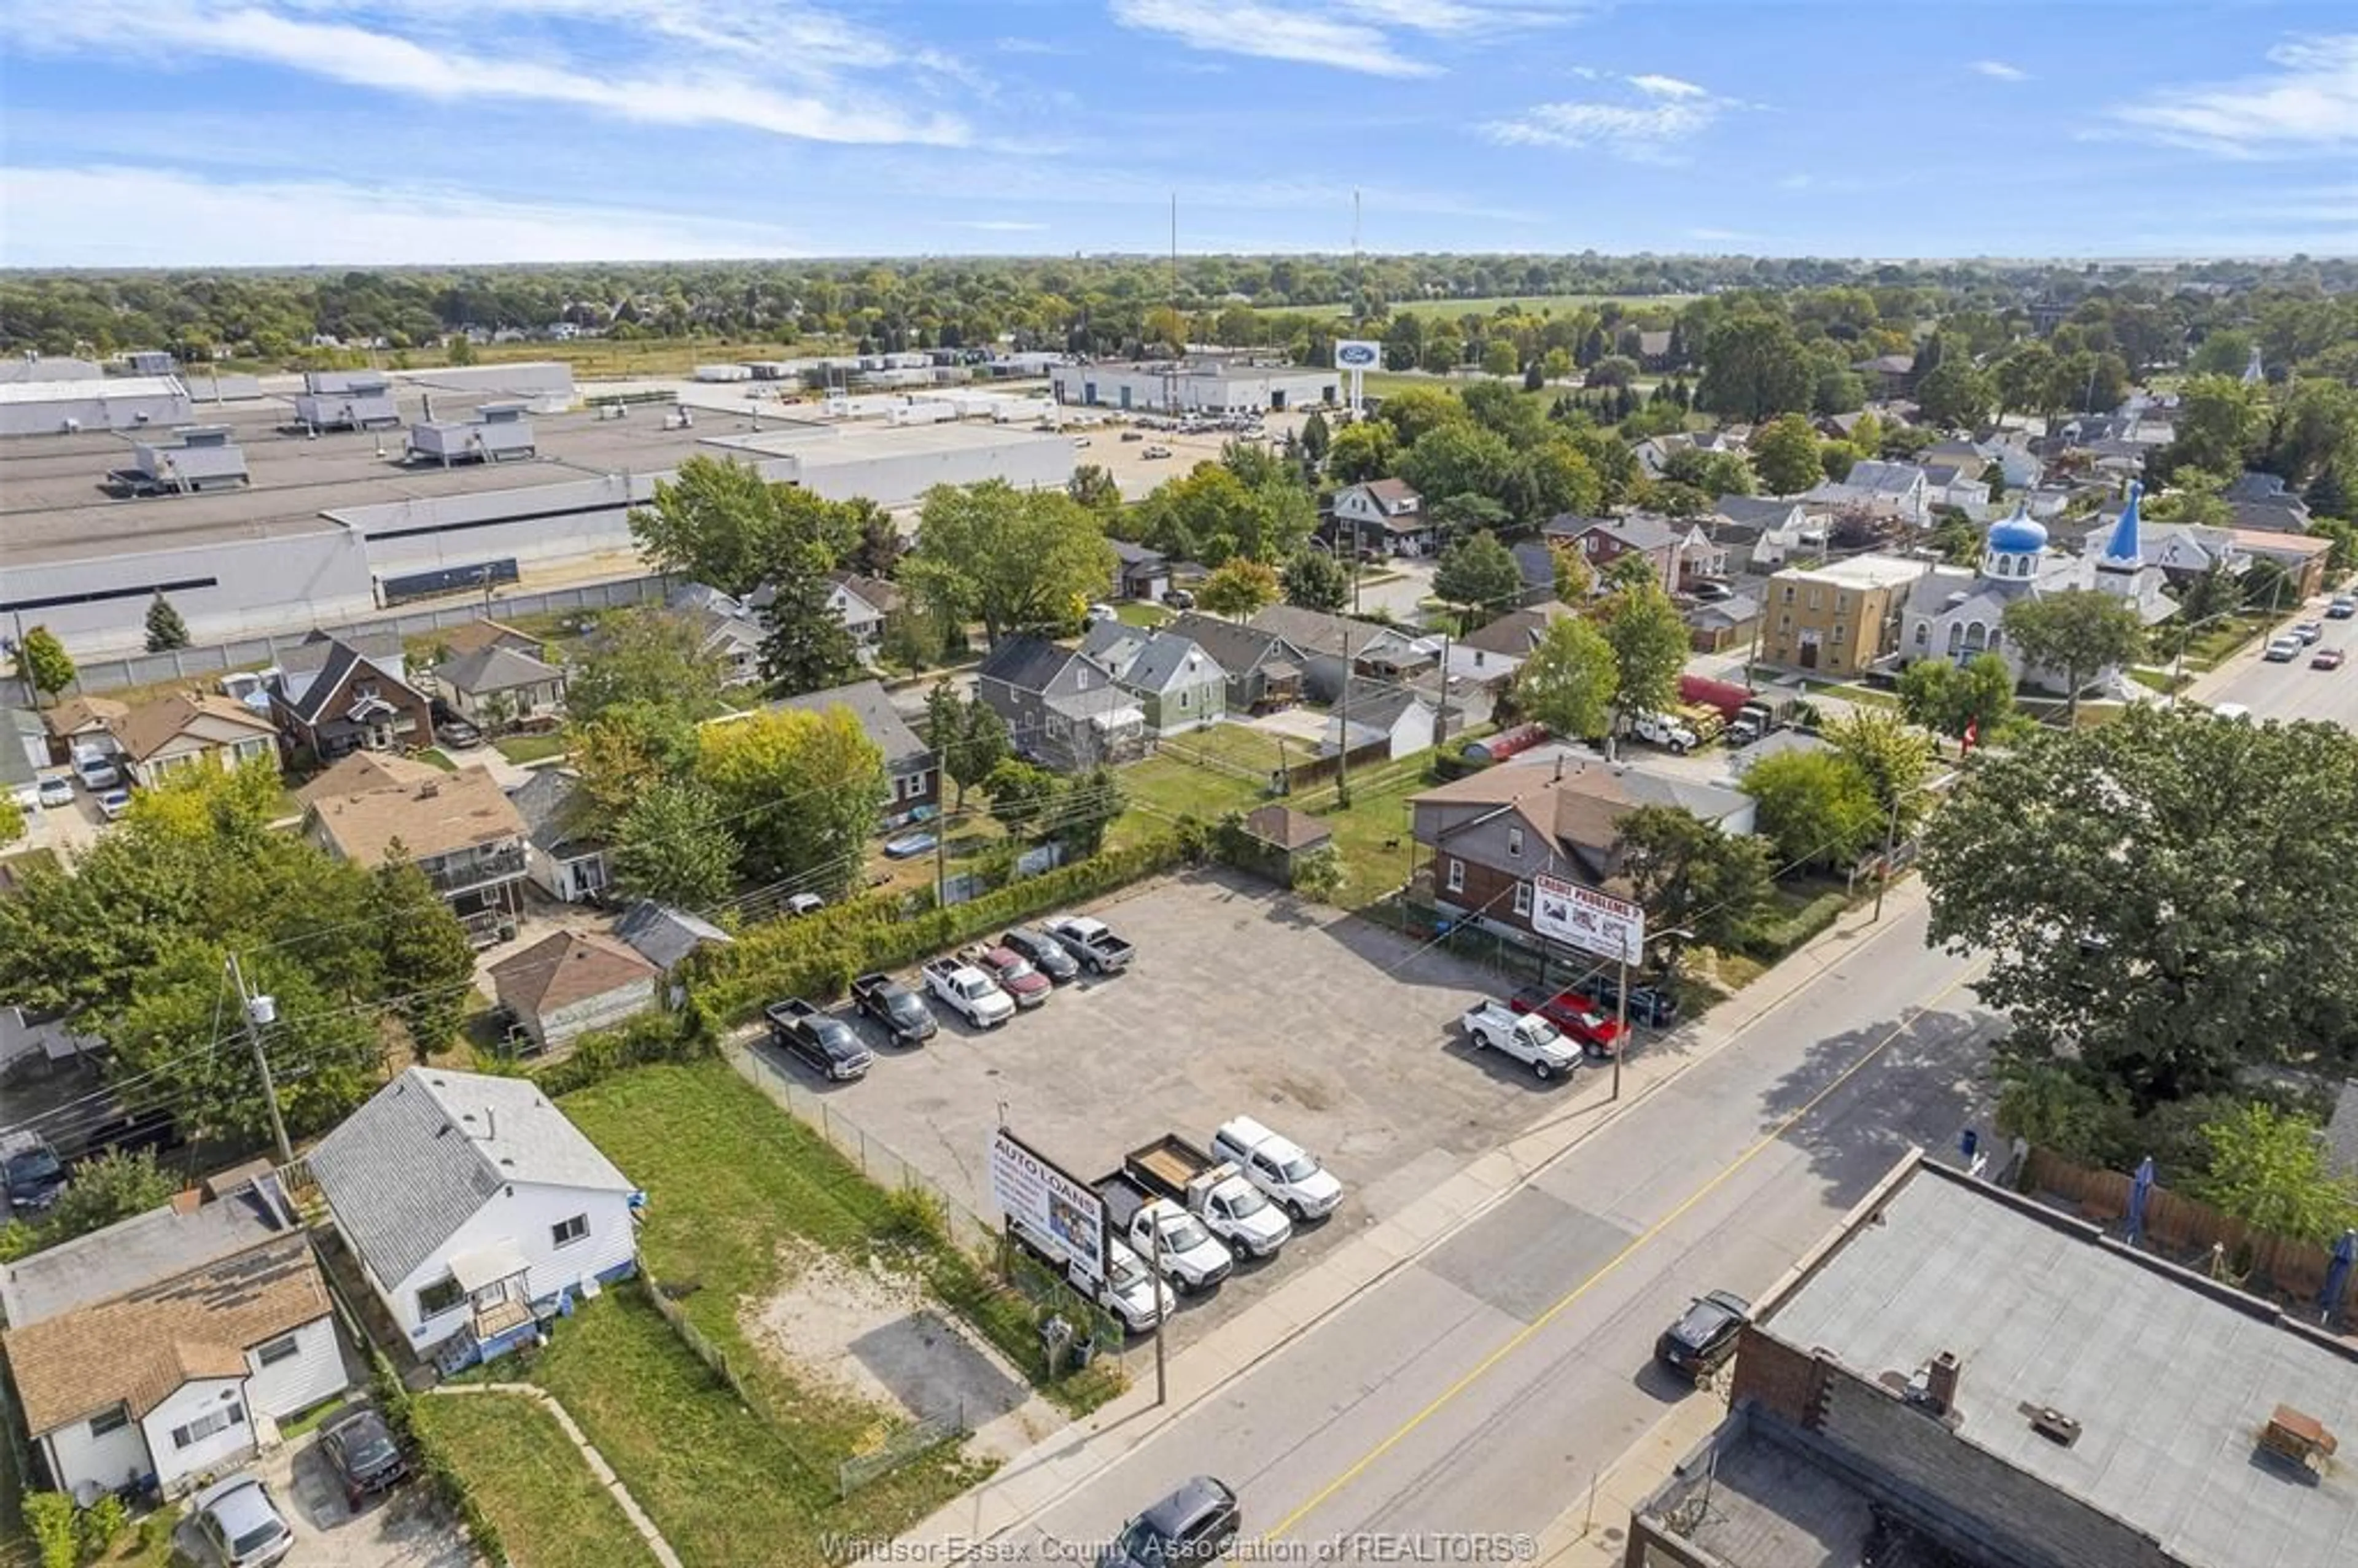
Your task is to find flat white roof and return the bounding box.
[0,376,185,405]
[1781,553,1929,590]
[706,422,1071,465]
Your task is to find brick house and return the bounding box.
[273,637,434,760]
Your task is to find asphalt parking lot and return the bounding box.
[757,869,1606,1349]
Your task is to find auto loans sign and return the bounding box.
[1335,340,1382,370]
[989,1128,1106,1286]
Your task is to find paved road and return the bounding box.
[2186,596,2358,731]
[992,899,1996,1561]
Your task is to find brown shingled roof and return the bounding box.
[491,930,656,1018]
[110,692,277,763]
[307,764,524,865]
[41,695,128,739]
[1243,804,1333,854]
[1,1232,329,1435]
[293,750,443,808]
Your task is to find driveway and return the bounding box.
[760,871,1681,1351]
[174,1417,477,1568]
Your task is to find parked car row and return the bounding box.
[762,915,1136,1078]
[1464,966,1682,1083]
[1011,1115,1346,1333]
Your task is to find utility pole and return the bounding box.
[1435,626,1453,748]
[1872,793,1902,922]
[1151,1217,1169,1406]
[228,953,294,1166]
[1334,626,1353,809]
[1610,947,1632,1103]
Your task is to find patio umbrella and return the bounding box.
[2125,1155,2155,1248]
[2323,1230,2357,1324]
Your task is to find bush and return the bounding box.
[533,1010,710,1098]
[24,1492,75,1568]
[691,836,1186,1024]
[76,1495,128,1559]
[1740,890,1847,959]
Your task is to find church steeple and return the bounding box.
[2098,482,2144,574]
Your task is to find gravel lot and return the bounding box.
[749,869,1597,1349]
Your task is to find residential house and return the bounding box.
[823,572,902,654]
[1632,430,1745,483]
[1330,478,1434,556]
[1452,602,1579,687]
[974,637,1145,772]
[1334,678,1440,760]
[1544,513,1722,593]
[1805,460,1931,527]
[305,766,527,940]
[41,695,128,764]
[613,900,733,1003]
[1904,500,2174,689]
[1511,538,1564,607]
[1710,494,1822,571]
[2231,528,2333,601]
[1685,593,1762,654]
[1920,440,1989,482]
[1246,605,1431,702]
[509,769,609,904]
[489,931,656,1052]
[0,1174,343,1499]
[278,627,406,691]
[107,693,281,788]
[1920,463,1989,512]
[1411,757,1752,941]
[308,1066,639,1367]
[1081,623,1227,736]
[431,618,545,662]
[2223,470,2314,534]
[292,750,442,809]
[1762,554,1930,675]
[272,636,434,759]
[430,646,567,729]
[775,678,938,824]
[1852,354,1917,400]
[1165,613,1307,712]
[666,583,765,687]
[1108,540,1172,603]
[5,708,48,813]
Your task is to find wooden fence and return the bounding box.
[2021,1147,2357,1322]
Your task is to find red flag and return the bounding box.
[1961,718,1979,755]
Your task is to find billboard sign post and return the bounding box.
[988,1128,1106,1288]
[1531,874,1645,967]
[1334,339,1382,414]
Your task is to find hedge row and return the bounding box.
[1741,890,1848,960]
[691,834,1190,1026]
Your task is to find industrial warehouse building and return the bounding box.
[1,378,1075,654]
[1050,357,1338,414]
[0,376,198,437]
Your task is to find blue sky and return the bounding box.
[4,1,2354,268]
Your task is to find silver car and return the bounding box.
[190,1473,294,1568]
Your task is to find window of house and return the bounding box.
[552,1214,590,1249]
[1807,588,1823,611]
[417,1275,465,1318]
[1782,584,1796,604]
[1446,858,1465,893]
[1506,826,1524,858]
[171,1404,244,1450]
[1836,591,1851,614]
[88,1404,130,1438]
[1512,881,1532,917]
[1914,623,1929,647]
[1834,623,1846,643]
[254,1334,302,1368]
[1780,613,1793,631]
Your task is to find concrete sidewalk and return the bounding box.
[900,875,1940,1551]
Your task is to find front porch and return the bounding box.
[432,1241,547,1377]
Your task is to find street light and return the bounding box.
[2166,608,2247,708]
[1612,925,1692,1103]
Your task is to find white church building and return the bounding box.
[1900,485,2175,693]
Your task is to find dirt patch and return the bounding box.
[745,1243,1056,1459]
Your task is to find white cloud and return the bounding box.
[1483,74,1741,161]
[0,165,806,266]
[0,1,970,145]
[2109,33,2358,154]
[1971,60,2029,82]
[1110,0,1436,77]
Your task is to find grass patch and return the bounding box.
[1114,755,1266,841]
[2126,667,2189,694]
[494,732,570,765]
[414,1391,656,1568]
[413,748,460,772]
[1115,603,1173,628]
[1299,766,1431,912]
[2174,613,2272,672]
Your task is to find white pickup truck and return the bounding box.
[1011,1218,1173,1333]
[1461,999,1581,1081]
[1125,1135,1293,1260]
[1096,1174,1236,1293]
[920,957,1015,1028]
[1211,1116,1344,1222]
[1632,710,1700,754]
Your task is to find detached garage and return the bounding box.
[490,931,656,1051]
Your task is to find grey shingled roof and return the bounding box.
[1166,612,1302,677]
[614,900,733,974]
[773,678,928,772]
[976,635,1081,694]
[310,1066,633,1289]
[1764,1163,2358,1568]
[507,769,598,855]
[434,644,562,696]
[1123,632,1220,695]
[0,1181,298,1328]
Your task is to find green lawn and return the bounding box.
[1115,602,1173,629]
[1115,753,1267,840]
[415,1391,657,1568]
[414,748,460,772]
[1293,766,1431,910]
[493,732,570,766]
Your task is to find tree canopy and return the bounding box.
[903,481,1115,646]
[1512,616,1617,740]
[2001,589,2147,720]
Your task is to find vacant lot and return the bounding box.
[776,871,1600,1352]
[415,1392,649,1568]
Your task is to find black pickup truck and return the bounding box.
[850,972,937,1047]
[765,999,873,1081]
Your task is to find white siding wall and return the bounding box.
[382,1183,636,1347]
[40,1406,155,1499]
[141,1377,252,1494]
[534,979,655,1048]
[243,1315,346,1420]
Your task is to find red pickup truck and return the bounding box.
[1509,987,1625,1058]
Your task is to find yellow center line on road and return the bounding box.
[1263,958,1989,1543]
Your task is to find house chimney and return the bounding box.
[1926,1351,1961,1413]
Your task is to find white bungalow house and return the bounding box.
[0,1174,345,1500]
[309,1067,640,1372]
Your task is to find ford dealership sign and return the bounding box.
[1335,340,1382,370]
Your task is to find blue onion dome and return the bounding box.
[1985,501,2047,556]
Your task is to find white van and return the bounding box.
[2210,702,2253,723]
[1210,1116,1344,1222]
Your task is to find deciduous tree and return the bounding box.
[1325,420,1397,484]
[1822,708,1936,829]
[2192,1103,2358,1246]
[925,682,1011,808]
[1614,805,1773,973]
[2001,589,2146,721]
[372,851,477,1057]
[612,780,739,909]
[1512,616,1617,740]
[903,481,1115,647]
[1748,413,1822,495]
[1282,548,1351,613]
[1600,581,1690,745]
[18,626,73,708]
[1432,530,1525,618]
[696,706,884,895]
[1197,558,1282,619]
[1698,313,1813,423]
[567,608,728,724]
[34,1151,176,1251]
[629,454,857,598]
[1897,652,2017,745]
[1741,750,1882,867]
